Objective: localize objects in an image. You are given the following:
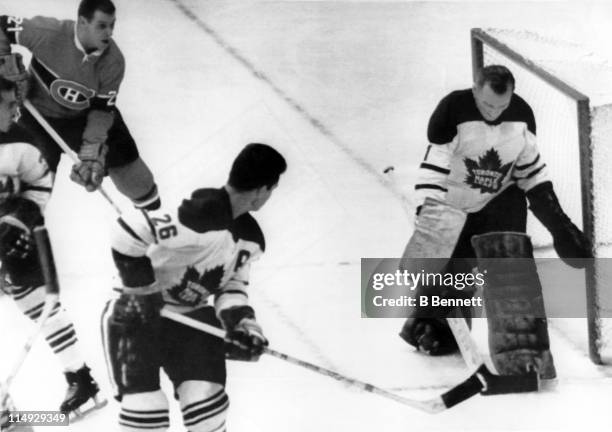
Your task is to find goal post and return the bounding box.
[471,28,612,365]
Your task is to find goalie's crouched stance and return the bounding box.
[102,289,267,432]
[399,183,591,380]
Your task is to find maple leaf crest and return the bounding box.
[198,265,224,295]
[463,148,512,194]
[168,266,206,306]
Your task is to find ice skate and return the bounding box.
[59,365,107,420]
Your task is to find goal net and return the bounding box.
[471,28,612,365]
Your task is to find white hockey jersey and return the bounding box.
[415,89,549,213]
[111,188,265,318]
[0,125,53,212]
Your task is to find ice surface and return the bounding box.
[1,1,612,431]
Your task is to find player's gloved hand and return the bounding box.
[220,306,268,361]
[70,141,108,192]
[0,215,33,260]
[527,181,593,269]
[0,53,29,102]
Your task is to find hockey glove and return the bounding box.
[0,197,42,261]
[527,182,592,268]
[0,53,29,103]
[220,305,268,361]
[70,141,108,192]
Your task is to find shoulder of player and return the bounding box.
[24,16,67,36]
[502,93,536,132]
[428,89,473,144]
[177,188,233,234]
[230,213,265,252]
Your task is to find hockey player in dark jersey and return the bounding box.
[399,65,591,379]
[0,0,160,210]
[0,77,105,418]
[101,143,287,431]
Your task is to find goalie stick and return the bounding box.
[0,227,59,409]
[384,167,540,395]
[161,308,492,414]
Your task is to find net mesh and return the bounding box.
[476,28,612,363]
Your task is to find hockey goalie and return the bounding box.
[398,65,592,380]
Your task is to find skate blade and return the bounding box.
[69,396,108,422]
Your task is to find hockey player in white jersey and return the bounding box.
[0,77,104,420]
[102,143,287,432]
[399,66,591,379]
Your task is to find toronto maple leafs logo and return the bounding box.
[168,265,225,307]
[464,148,512,194]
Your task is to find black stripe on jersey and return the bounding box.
[515,154,540,171]
[89,95,114,111]
[0,16,19,44]
[140,211,159,244]
[30,57,58,91]
[419,162,450,175]
[415,184,448,192]
[513,164,546,181]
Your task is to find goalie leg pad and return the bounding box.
[471,232,556,379]
[399,199,471,355]
[401,197,467,267]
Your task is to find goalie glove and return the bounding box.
[219,305,268,361]
[0,53,29,102]
[527,181,592,268]
[70,141,108,192]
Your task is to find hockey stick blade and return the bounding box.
[160,308,482,414]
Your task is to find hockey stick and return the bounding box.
[22,100,123,215]
[384,168,540,395]
[0,227,60,408]
[160,308,489,414]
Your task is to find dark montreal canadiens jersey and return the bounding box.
[0,15,124,146]
[111,188,265,316]
[415,89,549,213]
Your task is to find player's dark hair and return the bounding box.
[0,77,17,101]
[78,0,116,20]
[228,143,287,191]
[476,65,515,94]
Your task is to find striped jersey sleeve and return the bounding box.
[414,92,458,207]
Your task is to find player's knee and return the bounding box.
[177,381,228,432]
[119,390,169,432]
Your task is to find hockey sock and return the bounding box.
[178,381,228,432]
[119,390,169,431]
[12,285,85,372]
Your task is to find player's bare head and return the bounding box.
[227,143,287,212]
[0,78,18,132]
[77,0,116,52]
[473,65,514,121]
